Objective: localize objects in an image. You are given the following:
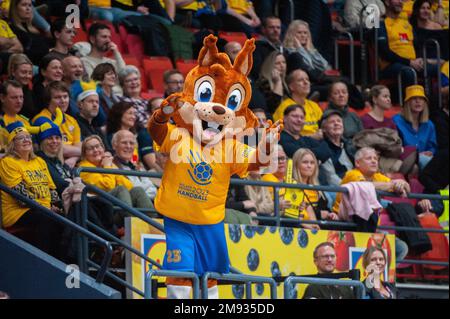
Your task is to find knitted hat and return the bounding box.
[32,107,65,143]
[33,117,62,143]
[5,121,31,143]
[71,80,99,102]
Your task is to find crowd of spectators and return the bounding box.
[0,0,448,299]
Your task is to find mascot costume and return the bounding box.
[148,35,282,299]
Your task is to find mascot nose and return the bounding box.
[212,105,226,115]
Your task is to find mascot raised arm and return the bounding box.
[148,35,283,299]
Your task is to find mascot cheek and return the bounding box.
[177,103,195,126]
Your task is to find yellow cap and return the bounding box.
[404,85,428,104]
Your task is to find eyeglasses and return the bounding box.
[317,254,336,260]
[85,144,103,152]
[125,77,140,84]
[277,156,287,162]
[14,135,32,143]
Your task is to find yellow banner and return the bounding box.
[125,218,396,299]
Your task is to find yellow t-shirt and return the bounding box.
[0,156,56,228]
[88,0,111,7]
[273,98,323,136]
[154,127,253,225]
[402,0,414,17]
[32,109,81,146]
[261,173,286,198]
[162,0,207,11]
[0,19,16,39]
[381,17,416,70]
[0,1,9,13]
[226,0,253,15]
[79,160,133,192]
[432,1,449,28]
[332,169,391,213]
[441,60,449,80]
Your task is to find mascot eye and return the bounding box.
[227,89,242,111]
[196,81,213,103]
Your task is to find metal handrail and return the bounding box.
[397,259,449,267]
[73,167,449,201]
[334,31,356,84]
[0,182,113,283]
[202,272,278,299]
[145,270,201,299]
[78,185,164,274]
[423,39,442,109]
[88,259,145,297]
[398,67,418,106]
[284,276,366,299]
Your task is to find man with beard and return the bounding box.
[303,242,355,299]
[81,23,126,85]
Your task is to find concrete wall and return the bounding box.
[0,230,120,299]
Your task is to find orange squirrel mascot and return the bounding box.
[148,35,283,299]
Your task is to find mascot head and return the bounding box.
[170,35,258,145]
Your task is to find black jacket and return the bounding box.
[280,130,331,163]
[36,151,72,196]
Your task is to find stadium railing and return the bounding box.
[0,182,113,284]
[73,167,449,268]
[283,276,366,299]
[422,39,442,109]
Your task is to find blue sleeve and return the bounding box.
[137,128,154,158]
[427,121,438,155]
[441,72,449,87]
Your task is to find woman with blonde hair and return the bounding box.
[8,0,50,65]
[292,148,339,230]
[255,51,289,113]
[393,85,437,169]
[7,53,36,118]
[283,20,331,78]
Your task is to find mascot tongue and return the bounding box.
[203,127,220,139]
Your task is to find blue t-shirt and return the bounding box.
[393,114,437,154]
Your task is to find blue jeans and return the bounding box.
[381,62,440,87]
[89,6,142,24]
[419,153,433,170]
[32,6,50,32]
[395,237,409,261]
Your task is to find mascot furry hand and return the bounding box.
[148,35,283,299]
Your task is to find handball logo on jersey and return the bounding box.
[187,150,213,186]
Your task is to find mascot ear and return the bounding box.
[233,38,256,77]
[198,34,220,67]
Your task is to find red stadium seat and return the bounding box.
[139,66,149,93]
[143,56,174,94]
[175,59,197,77]
[123,54,142,68]
[126,34,145,61]
[219,31,248,46]
[141,90,165,100]
[73,27,88,43]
